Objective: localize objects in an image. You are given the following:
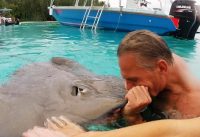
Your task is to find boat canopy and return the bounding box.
[0,8,12,14]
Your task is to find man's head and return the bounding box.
[117,30,173,96]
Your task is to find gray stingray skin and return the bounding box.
[0,57,125,137]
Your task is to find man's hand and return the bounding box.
[123,86,152,124]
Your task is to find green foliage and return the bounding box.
[0,0,102,21]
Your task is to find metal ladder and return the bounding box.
[80,4,105,31]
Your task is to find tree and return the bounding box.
[0,0,102,21]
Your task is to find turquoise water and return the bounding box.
[0,22,200,84]
[0,22,123,84]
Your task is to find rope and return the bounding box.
[114,7,123,32]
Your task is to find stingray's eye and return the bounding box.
[71,86,88,96]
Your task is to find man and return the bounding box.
[118,30,200,124]
[23,30,200,137]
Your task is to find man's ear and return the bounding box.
[156,60,168,73]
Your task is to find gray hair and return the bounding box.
[117,30,173,68]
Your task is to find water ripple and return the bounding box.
[0,22,200,84]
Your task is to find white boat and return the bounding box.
[49,0,200,39]
[0,8,19,26]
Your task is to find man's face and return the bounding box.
[118,53,162,97]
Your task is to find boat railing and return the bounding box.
[50,0,109,7]
[75,0,109,7]
[75,0,94,6]
[50,0,165,10]
[50,0,55,7]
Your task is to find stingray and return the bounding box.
[0,57,126,137]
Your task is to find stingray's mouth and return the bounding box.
[82,100,128,130]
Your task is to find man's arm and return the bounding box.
[23,117,200,137]
[75,118,200,137]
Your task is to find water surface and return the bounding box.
[0,22,200,84]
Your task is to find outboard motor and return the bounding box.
[170,0,200,39]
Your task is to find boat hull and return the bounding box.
[51,7,176,35]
